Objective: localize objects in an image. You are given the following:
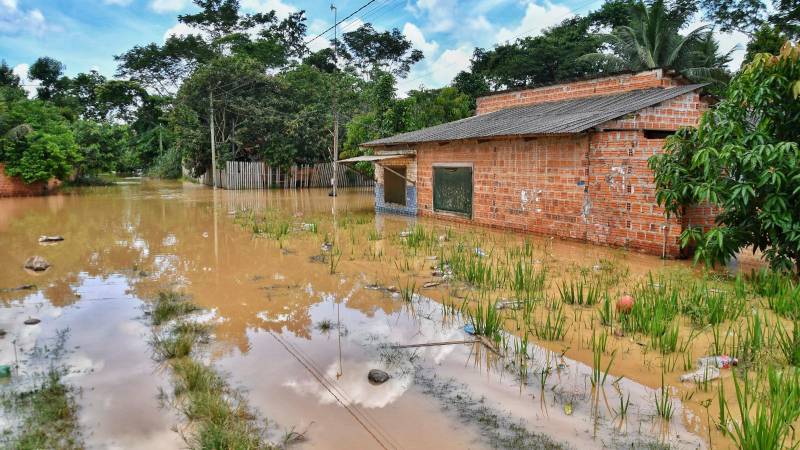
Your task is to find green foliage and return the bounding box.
[580,0,731,84]
[72,119,131,178]
[0,97,79,183]
[649,42,800,273]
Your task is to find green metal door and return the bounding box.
[433,166,472,216]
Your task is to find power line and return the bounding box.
[304,0,379,46]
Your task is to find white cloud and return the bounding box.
[0,1,48,35]
[306,18,331,52]
[409,0,458,33]
[240,0,296,18]
[429,46,471,85]
[150,0,190,13]
[495,1,573,44]
[12,64,38,98]
[467,15,493,33]
[103,0,134,5]
[402,22,439,57]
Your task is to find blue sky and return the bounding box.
[1,0,747,95]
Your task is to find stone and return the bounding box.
[24,318,41,325]
[24,256,50,272]
[367,369,390,385]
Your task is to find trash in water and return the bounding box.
[680,355,737,383]
[300,223,315,231]
[422,281,441,289]
[437,234,448,242]
[563,402,574,415]
[365,283,383,290]
[23,317,41,325]
[464,323,476,335]
[320,242,333,252]
[38,235,64,243]
[474,248,487,257]
[697,355,737,369]
[617,295,635,314]
[425,256,438,261]
[399,230,411,238]
[680,366,721,383]
[0,365,10,378]
[495,300,524,310]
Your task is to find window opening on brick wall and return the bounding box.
[384,166,406,206]
[643,129,676,139]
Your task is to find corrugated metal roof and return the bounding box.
[363,84,705,147]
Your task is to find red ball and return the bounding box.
[616,295,635,314]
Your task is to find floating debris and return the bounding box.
[300,223,315,231]
[320,242,333,252]
[0,329,6,337]
[474,248,488,257]
[0,284,36,293]
[399,230,411,238]
[495,300,524,310]
[38,235,64,243]
[24,256,50,272]
[422,281,442,289]
[464,323,476,335]
[425,256,438,261]
[437,234,448,242]
[23,318,41,325]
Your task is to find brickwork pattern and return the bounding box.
[476,69,681,115]
[0,164,60,197]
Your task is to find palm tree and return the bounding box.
[580,0,719,77]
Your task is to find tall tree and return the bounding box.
[0,60,20,88]
[28,57,70,101]
[580,0,711,73]
[337,24,424,78]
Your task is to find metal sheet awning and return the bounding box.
[337,154,408,163]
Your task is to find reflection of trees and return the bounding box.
[0,181,404,357]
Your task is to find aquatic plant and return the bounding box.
[724,367,800,450]
[1,367,82,449]
[328,246,342,275]
[151,291,199,326]
[533,304,567,341]
[557,279,601,306]
[590,345,616,387]
[654,374,673,420]
[399,279,417,303]
[776,321,800,366]
[465,298,503,343]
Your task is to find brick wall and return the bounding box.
[601,92,708,130]
[414,131,688,257]
[0,164,60,197]
[476,69,682,115]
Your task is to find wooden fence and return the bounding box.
[190,161,373,190]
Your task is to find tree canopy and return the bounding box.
[649,42,800,273]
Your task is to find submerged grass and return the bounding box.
[152,291,199,325]
[1,368,82,450]
[147,290,274,450]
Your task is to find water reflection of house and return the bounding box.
[343,69,715,258]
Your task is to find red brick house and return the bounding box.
[346,69,715,257]
[0,164,61,197]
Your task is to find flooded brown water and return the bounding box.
[0,180,718,449]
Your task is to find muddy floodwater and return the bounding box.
[1,180,718,449]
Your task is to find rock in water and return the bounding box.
[367,369,390,385]
[24,256,50,272]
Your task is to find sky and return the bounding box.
[0,0,749,95]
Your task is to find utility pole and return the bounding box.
[209,89,217,189]
[330,3,338,197]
